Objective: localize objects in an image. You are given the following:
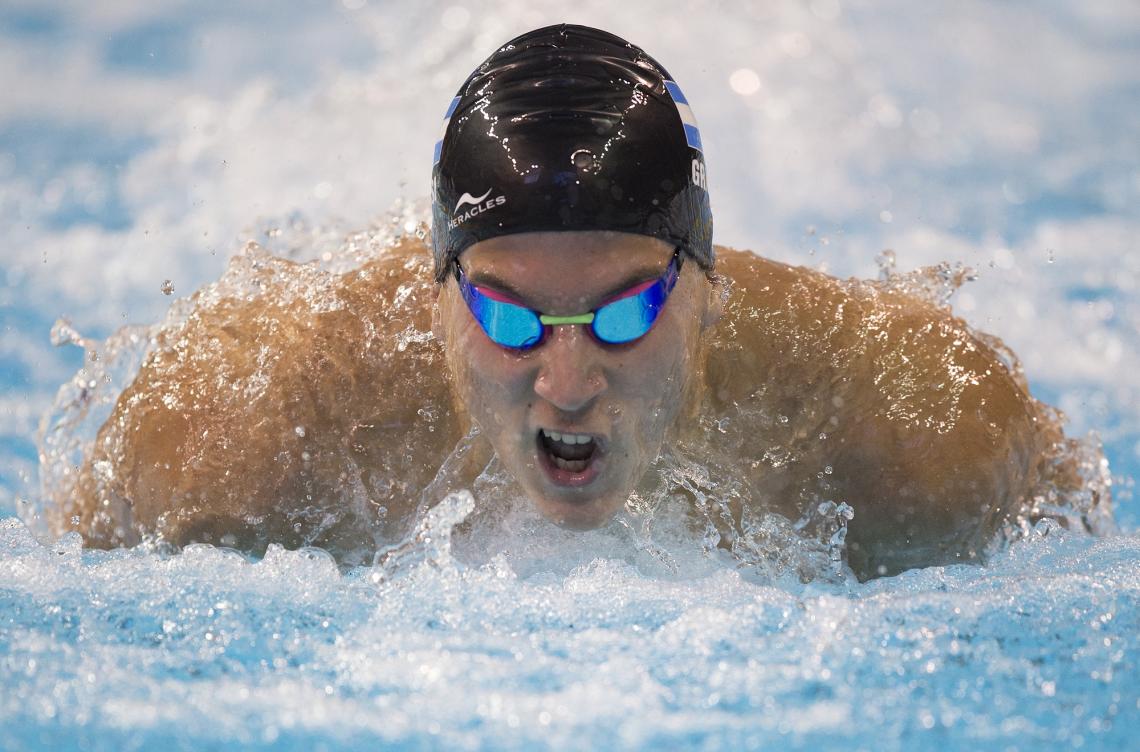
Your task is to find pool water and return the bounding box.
[3,495,1137,750]
[1,1,1138,749]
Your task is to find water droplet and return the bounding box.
[50,318,84,348]
[876,250,897,281]
[294,426,306,438]
[160,279,174,296]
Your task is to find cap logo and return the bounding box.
[455,189,493,212]
[449,188,507,230]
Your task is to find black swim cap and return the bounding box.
[431,24,713,282]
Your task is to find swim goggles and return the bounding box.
[453,250,682,350]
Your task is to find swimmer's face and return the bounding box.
[435,231,719,529]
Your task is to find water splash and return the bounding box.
[872,250,979,310]
[370,490,475,584]
[1005,416,1118,542]
[255,197,431,274]
[36,320,156,541]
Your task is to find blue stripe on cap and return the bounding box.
[683,123,703,152]
[664,80,688,105]
[665,80,702,152]
[435,96,463,164]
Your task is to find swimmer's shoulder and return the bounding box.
[704,247,864,400]
[709,244,1039,429]
[711,246,858,331]
[713,245,829,295]
[66,237,460,553]
[710,247,1047,576]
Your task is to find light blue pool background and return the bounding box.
[0,1,1137,750]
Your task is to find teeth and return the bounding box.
[542,429,593,445]
[552,456,588,472]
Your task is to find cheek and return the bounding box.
[442,308,532,429]
[612,318,696,430]
[632,286,707,428]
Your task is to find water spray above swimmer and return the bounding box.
[42,24,1114,581]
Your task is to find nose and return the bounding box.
[533,325,608,412]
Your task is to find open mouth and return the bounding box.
[537,428,602,486]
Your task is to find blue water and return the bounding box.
[2,503,1137,750]
[1,1,1138,749]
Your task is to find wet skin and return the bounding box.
[56,232,1084,578]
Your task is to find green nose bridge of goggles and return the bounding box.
[539,312,595,326]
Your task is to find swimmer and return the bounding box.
[50,24,1102,579]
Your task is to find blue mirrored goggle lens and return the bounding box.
[463,284,544,349]
[591,280,666,344]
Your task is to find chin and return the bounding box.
[533,494,624,531]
